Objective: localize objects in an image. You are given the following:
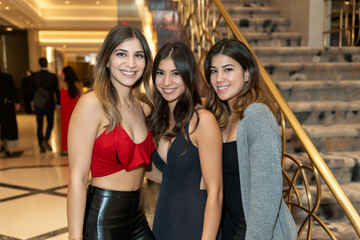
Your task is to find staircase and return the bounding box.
[220,0,360,239]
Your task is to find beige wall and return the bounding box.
[27,30,41,72]
[271,0,324,47]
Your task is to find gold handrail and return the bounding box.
[173,0,360,238]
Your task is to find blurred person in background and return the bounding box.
[0,68,20,157]
[60,66,82,155]
[22,69,34,114]
[31,57,60,154]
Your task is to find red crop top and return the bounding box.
[91,124,155,177]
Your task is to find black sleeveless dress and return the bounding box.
[221,141,247,240]
[152,123,207,240]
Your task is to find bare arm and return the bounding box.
[192,110,223,240]
[67,92,102,238]
[145,162,162,183]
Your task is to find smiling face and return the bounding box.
[107,37,146,88]
[155,57,185,108]
[210,54,249,106]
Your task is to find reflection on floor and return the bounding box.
[0,113,159,240]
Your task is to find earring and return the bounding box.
[244,72,249,82]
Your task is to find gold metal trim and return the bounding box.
[323,0,360,46]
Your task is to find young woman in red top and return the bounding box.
[67,25,154,240]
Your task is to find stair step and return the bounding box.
[285,124,360,152]
[219,17,290,32]
[295,183,360,220]
[288,101,360,112]
[278,80,360,101]
[226,6,281,18]
[297,220,360,240]
[222,0,273,6]
[286,101,360,125]
[292,182,360,222]
[222,32,302,46]
[291,123,360,138]
[254,46,360,62]
[263,62,360,81]
[222,0,272,4]
[277,80,360,90]
[283,151,360,184]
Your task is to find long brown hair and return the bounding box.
[146,42,201,146]
[204,39,275,130]
[91,25,153,132]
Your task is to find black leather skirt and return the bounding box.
[83,185,155,240]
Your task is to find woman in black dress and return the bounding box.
[0,69,20,156]
[146,42,223,240]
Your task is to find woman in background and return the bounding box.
[146,42,223,240]
[0,69,20,157]
[60,65,82,155]
[204,39,297,240]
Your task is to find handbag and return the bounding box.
[33,74,52,109]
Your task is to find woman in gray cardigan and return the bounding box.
[204,39,297,240]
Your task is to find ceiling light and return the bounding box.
[65,1,70,4]
[95,1,100,5]
[5,27,13,31]
[5,6,10,10]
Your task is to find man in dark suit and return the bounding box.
[31,57,60,153]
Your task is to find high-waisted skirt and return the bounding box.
[83,185,155,240]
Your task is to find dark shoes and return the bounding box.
[1,146,11,157]
[41,140,52,152]
[40,147,46,154]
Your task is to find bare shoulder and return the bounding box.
[190,106,222,147]
[73,91,103,120]
[190,106,219,134]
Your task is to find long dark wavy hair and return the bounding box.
[62,66,79,98]
[146,42,202,147]
[204,39,275,130]
[91,25,153,132]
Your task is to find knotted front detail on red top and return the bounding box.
[114,126,154,171]
[91,124,155,177]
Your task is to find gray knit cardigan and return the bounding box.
[236,103,297,240]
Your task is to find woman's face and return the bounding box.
[210,54,248,105]
[107,37,146,88]
[155,57,185,108]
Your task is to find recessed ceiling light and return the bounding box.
[5,6,10,10]
[5,27,13,31]
[95,1,100,5]
[65,1,70,4]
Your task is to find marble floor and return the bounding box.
[0,113,159,240]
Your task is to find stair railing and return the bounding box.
[323,0,360,46]
[172,0,360,239]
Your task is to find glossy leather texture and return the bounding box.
[83,185,155,240]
